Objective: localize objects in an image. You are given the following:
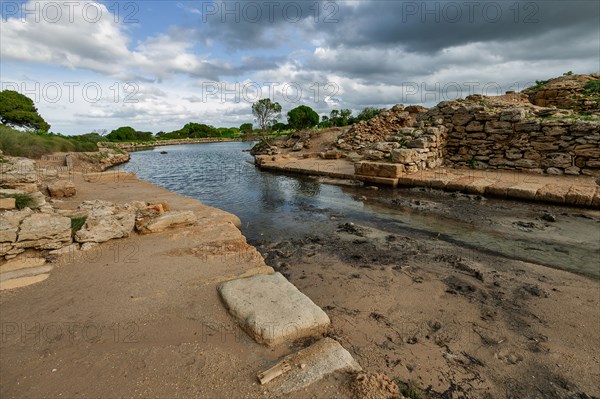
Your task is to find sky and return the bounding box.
[0,0,599,135]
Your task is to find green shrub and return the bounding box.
[1,193,35,209]
[394,380,424,399]
[584,79,600,95]
[0,125,97,158]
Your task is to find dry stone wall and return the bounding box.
[419,96,600,176]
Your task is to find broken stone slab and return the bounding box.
[268,337,362,395]
[135,210,197,234]
[506,182,546,201]
[0,257,46,273]
[0,265,53,282]
[0,274,49,291]
[16,213,72,250]
[48,180,76,198]
[218,272,330,347]
[75,212,135,243]
[565,185,596,207]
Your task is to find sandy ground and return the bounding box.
[2,163,599,399]
[0,172,350,399]
[256,185,600,399]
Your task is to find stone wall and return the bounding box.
[419,96,600,176]
[523,74,600,116]
[346,94,600,177]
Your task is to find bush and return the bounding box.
[584,79,600,95]
[0,125,97,158]
[1,193,35,209]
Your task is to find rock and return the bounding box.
[391,149,419,164]
[48,243,80,256]
[0,257,46,273]
[596,177,600,186]
[564,166,581,175]
[541,213,556,222]
[135,210,197,234]
[0,159,37,184]
[545,167,564,175]
[269,338,361,395]
[75,212,135,243]
[16,214,72,250]
[0,264,53,283]
[48,180,76,198]
[354,162,404,178]
[292,142,304,151]
[218,272,330,347]
[0,198,16,210]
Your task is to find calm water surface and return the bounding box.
[121,142,600,277]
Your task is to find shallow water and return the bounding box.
[121,142,600,278]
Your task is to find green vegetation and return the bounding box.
[239,123,253,134]
[563,71,574,76]
[0,193,35,209]
[106,126,154,142]
[70,216,87,234]
[531,79,549,90]
[584,79,600,95]
[394,380,424,399]
[287,105,319,129]
[0,90,50,132]
[0,125,98,158]
[252,98,282,131]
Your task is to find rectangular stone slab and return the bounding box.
[269,337,362,395]
[218,272,330,347]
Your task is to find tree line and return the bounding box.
[0,90,385,144]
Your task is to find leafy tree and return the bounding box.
[357,107,384,122]
[107,126,137,141]
[0,90,50,132]
[239,123,253,134]
[252,98,281,131]
[272,122,288,132]
[287,105,319,130]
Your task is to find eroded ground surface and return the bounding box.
[255,185,600,399]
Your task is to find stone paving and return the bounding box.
[256,156,600,208]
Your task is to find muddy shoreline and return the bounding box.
[253,181,600,398]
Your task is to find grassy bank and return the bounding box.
[0,126,98,158]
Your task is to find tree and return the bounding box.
[107,126,137,141]
[0,90,50,132]
[240,123,253,134]
[357,107,383,122]
[252,98,281,131]
[287,105,319,130]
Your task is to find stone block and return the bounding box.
[218,272,330,347]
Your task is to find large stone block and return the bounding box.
[17,213,72,250]
[354,162,404,178]
[391,149,420,164]
[218,272,330,347]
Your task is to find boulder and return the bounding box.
[48,180,76,198]
[75,212,135,243]
[0,159,37,184]
[135,210,197,234]
[16,213,72,250]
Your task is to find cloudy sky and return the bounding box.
[1,0,598,135]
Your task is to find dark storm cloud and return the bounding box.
[319,0,599,53]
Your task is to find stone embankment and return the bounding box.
[99,137,236,152]
[1,153,362,395]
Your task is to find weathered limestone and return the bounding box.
[218,272,331,347]
[16,213,72,250]
[48,180,76,198]
[75,200,136,243]
[0,198,16,210]
[136,210,197,234]
[354,162,404,178]
[269,338,362,395]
